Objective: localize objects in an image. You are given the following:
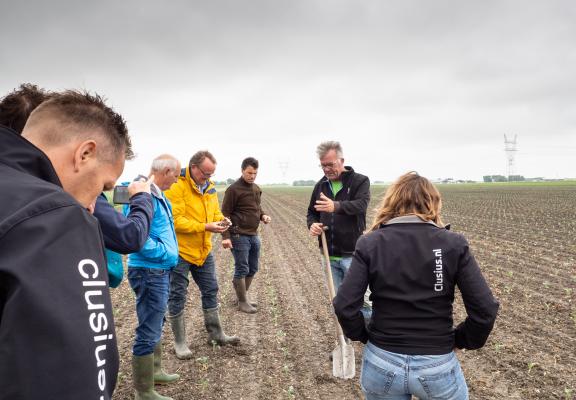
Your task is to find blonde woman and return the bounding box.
[334,172,499,400]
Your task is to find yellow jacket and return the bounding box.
[164,167,224,266]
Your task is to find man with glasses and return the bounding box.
[164,150,240,360]
[307,141,372,318]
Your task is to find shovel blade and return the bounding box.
[332,343,355,379]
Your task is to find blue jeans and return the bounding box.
[330,257,352,289]
[361,342,469,400]
[168,253,218,314]
[231,234,261,279]
[329,256,372,319]
[128,267,171,356]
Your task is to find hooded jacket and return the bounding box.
[306,166,370,257]
[0,127,119,399]
[333,216,500,355]
[164,167,225,266]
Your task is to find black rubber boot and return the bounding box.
[203,307,241,346]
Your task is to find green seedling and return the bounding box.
[564,388,573,399]
[197,377,209,391]
[285,385,296,399]
[527,362,537,374]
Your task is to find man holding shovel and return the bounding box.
[307,141,372,318]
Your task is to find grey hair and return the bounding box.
[151,154,179,172]
[316,141,343,159]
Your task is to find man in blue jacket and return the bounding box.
[126,154,181,400]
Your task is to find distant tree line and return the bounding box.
[483,175,525,182]
[293,180,316,186]
[213,178,236,186]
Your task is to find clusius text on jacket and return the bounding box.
[79,258,115,396]
[433,248,443,292]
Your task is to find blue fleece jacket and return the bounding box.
[126,185,179,269]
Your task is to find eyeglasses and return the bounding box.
[318,160,341,170]
[194,164,215,178]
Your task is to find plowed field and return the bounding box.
[111,183,576,400]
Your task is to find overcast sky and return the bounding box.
[1,0,575,183]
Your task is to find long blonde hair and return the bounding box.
[370,172,444,231]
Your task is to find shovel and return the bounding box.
[320,228,355,379]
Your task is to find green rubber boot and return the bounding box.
[203,307,241,346]
[132,354,173,400]
[153,340,180,385]
[167,311,193,360]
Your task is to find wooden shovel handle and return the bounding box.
[320,229,348,347]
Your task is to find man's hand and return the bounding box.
[261,214,272,224]
[128,174,154,197]
[205,220,230,233]
[222,239,233,249]
[314,192,335,213]
[309,222,324,236]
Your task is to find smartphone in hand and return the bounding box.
[112,185,130,204]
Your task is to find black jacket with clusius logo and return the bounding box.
[306,166,370,257]
[333,216,500,355]
[0,127,119,399]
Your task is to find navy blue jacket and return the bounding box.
[94,192,153,254]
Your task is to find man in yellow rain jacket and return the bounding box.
[164,150,240,359]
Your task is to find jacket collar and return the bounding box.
[182,166,214,195]
[385,215,440,227]
[0,126,62,187]
[150,183,163,199]
[321,165,354,185]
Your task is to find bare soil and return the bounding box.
[111,184,576,400]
